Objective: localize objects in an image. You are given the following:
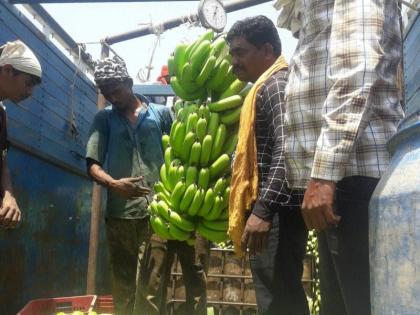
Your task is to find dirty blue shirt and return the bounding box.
[86,97,172,219]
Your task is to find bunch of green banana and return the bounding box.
[151,29,255,244]
[168,30,250,103]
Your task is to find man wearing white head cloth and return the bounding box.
[0,40,42,229]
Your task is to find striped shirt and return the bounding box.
[252,68,292,219]
[284,0,404,188]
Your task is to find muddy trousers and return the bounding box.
[106,217,161,315]
[152,235,210,315]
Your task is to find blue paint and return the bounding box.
[369,13,420,315]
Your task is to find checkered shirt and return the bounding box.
[284,0,404,188]
[252,68,296,219]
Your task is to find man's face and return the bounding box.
[1,66,39,103]
[99,82,132,110]
[229,36,269,83]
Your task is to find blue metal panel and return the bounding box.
[0,148,109,315]
[0,0,98,173]
[0,2,109,314]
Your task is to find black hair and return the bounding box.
[97,77,133,90]
[226,15,282,57]
[0,46,42,85]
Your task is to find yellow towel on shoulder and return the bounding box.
[228,55,288,256]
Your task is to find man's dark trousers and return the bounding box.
[318,176,378,315]
[249,196,309,315]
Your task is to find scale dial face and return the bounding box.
[198,0,227,32]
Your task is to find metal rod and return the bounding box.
[86,45,108,294]
[104,0,272,45]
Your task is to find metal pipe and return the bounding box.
[105,0,272,45]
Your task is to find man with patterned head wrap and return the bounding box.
[86,55,173,315]
[0,40,42,229]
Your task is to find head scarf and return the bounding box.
[94,56,130,86]
[0,40,42,78]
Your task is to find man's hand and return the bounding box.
[0,194,21,229]
[302,178,341,231]
[241,213,272,255]
[109,176,151,199]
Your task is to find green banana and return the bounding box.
[190,40,212,77]
[156,200,171,221]
[162,134,170,151]
[167,56,176,77]
[176,108,187,122]
[179,184,197,212]
[170,181,186,211]
[180,63,200,93]
[209,154,230,180]
[204,195,224,221]
[210,124,226,162]
[200,135,213,167]
[219,80,248,100]
[187,188,205,216]
[198,168,210,190]
[199,104,211,122]
[210,36,227,59]
[149,200,159,216]
[202,219,228,232]
[208,95,243,112]
[222,133,238,156]
[174,99,184,114]
[206,59,231,90]
[170,76,205,101]
[174,43,188,77]
[216,65,236,93]
[156,192,173,208]
[197,222,228,243]
[221,186,231,209]
[219,208,229,220]
[207,112,220,140]
[168,159,180,191]
[169,222,190,241]
[189,141,201,166]
[164,147,174,171]
[160,164,171,192]
[198,188,215,217]
[196,55,217,87]
[170,120,180,146]
[186,112,198,133]
[196,117,207,142]
[172,121,186,157]
[175,164,185,183]
[213,177,228,195]
[150,215,171,239]
[185,165,198,187]
[220,106,242,125]
[168,210,195,232]
[182,131,196,162]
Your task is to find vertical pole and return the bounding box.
[86,44,109,294]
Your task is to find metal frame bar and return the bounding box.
[22,4,95,69]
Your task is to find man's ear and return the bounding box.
[263,43,275,59]
[1,64,14,76]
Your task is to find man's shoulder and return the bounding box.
[265,68,288,88]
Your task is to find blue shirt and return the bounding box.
[86,97,172,218]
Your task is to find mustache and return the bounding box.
[232,65,245,73]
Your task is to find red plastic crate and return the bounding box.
[17,295,97,315]
[93,295,114,314]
